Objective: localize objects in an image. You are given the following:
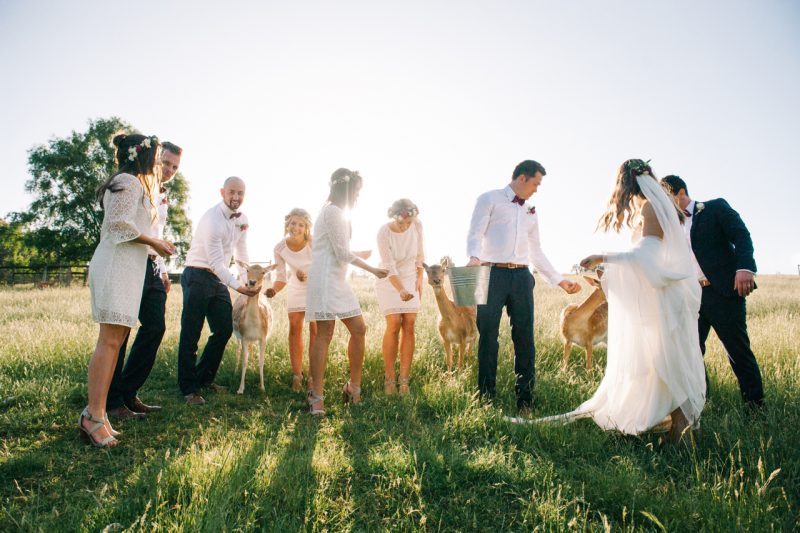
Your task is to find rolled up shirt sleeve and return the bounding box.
[207,222,242,289]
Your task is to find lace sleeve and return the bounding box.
[105,174,143,244]
[326,206,356,264]
[414,219,425,269]
[274,241,288,283]
[377,225,398,276]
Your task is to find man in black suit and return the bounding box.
[662,175,764,407]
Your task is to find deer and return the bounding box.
[559,275,608,370]
[232,261,278,394]
[423,257,478,373]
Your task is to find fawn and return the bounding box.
[423,257,478,373]
[559,275,607,369]
[232,262,277,394]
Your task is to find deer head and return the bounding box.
[423,256,452,289]
[236,261,278,291]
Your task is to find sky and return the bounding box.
[1,1,799,274]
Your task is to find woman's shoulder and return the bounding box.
[112,173,142,190]
[274,239,288,254]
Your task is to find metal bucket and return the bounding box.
[448,265,491,306]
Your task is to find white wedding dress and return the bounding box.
[537,175,706,434]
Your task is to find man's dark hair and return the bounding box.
[661,175,688,196]
[512,160,546,181]
[162,141,183,156]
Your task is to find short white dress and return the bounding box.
[273,239,312,313]
[89,173,158,327]
[305,204,361,321]
[375,219,425,316]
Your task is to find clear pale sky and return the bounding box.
[1,1,798,274]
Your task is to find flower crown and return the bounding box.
[393,207,418,221]
[627,159,652,177]
[127,136,159,162]
[330,173,355,186]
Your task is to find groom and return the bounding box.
[467,160,580,412]
[662,175,764,408]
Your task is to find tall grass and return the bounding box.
[1,276,798,531]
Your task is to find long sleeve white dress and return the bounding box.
[89,173,157,327]
[305,204,361,321]
[375,219,424,315]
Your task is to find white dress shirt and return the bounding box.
[682,199,708,281]
[467,185,564,286]
[185,202,249,289]
[147,193,169,275]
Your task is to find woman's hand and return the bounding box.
[399,289,415,302]
[580,254,604,271]
[372,267,389,279]
[265,288,276,298]
[152,239,176,257]
[353,250,372,260]
[295,270,307,282]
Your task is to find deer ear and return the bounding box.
[236,260,250,270]
[265,264,279,272]
[422,262,429,270]
[583,276,600,287]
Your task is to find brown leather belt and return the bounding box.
[699,279,711,287]
[490,262,528,269]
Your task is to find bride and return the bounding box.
[540,159,705,442]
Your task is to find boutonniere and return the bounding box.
[695,202,705,215]
[527,206,536,215]
[236,223,249,232]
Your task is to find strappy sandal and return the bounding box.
[342,381,362,405]
[307,391,326,416]
[292,374,304,392]
[105,414,121,437]
[78,407,119,448]
[384,376,397,396]
[398,377,410,395]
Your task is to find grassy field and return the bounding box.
[1,275,798,531]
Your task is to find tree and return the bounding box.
[9,117,192,265]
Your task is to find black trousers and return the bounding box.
[107,258,167,409]
[477,267,535,409]
[699,287,764,405]
[177,267,233,396]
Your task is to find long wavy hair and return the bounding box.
[96,133,161,219]
[598,159,684,233]
[284,207,313,242]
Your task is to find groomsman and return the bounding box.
[178,176,259,405]
[107,141,183,420]
[466,160,580,412]
[662,175,764,408]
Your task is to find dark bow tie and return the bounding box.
[683,209,692,218]
[230,212,242,219]
[511,195,525,206]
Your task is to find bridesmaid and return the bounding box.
[80,134,175,447]
[266,208,317,391]
[375,199,425,395]
[305,168,388,415]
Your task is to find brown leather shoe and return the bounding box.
[184,393,206,406]
[126,397,162,413]
[202,383,227,394]
[107,405,146,420]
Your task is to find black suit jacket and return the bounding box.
[690,198,756,298]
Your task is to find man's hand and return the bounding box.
[236,286,259,297]
[466,256,482,267]
[734,270,756,297]
[161,273,171,294]
[558,280,581,294]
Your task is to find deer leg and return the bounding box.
[458,341,466,372]
[443,340,453,374]
[562,340,572,369]
[585,342,593,371]
[258,338,266,391]
[238,342,250,394]
[235,339,242,372]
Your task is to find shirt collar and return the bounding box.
[687,199,696,213]
[218,202,240,219]
[503,185,516,201]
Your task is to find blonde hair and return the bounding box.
[284,208,312,242]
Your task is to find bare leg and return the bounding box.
[398,313,416,393]
[288,312,305,377]
[341,315,367,400]
[308,320,335,410]
[84,323,129,441]
[382,314,401,394]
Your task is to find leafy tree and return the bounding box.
[9,117,192,265]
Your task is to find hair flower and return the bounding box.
[142,138,151,149]
[527,206,536,215]
[128,146,138,161]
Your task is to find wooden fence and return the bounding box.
[0,264,90,287]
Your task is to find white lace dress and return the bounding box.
[305,204,361,321]
[375,219,424,315]
[89,173,157,327]
[273,239,312,313]
[537,175,705,434]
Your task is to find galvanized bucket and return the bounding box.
[448,265,491,306]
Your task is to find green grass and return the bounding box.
[1,276,798,531]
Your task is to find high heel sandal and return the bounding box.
[105,414,121,437]
[292,373,304,392]
[307,390,326,416]
[78,407,119,448]
[384,376,397,396]
[342,381,362,405]
[398,377,410,395]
